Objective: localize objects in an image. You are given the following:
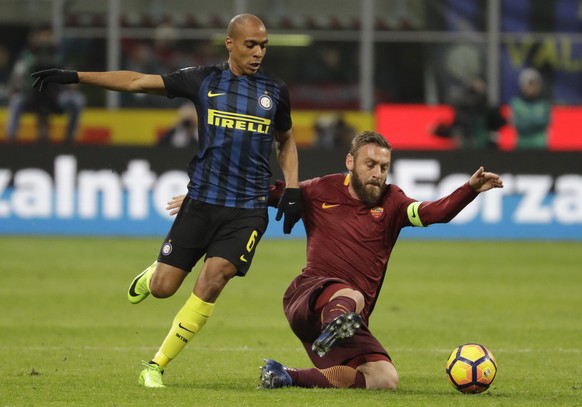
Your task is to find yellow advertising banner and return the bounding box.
[0,108,374,147]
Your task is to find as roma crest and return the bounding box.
[370,207,384,219]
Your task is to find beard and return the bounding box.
[350,169,385,206]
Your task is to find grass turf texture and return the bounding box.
[0,237,580,406]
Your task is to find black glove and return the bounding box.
[31,69,79,92]
[275,188,303,234]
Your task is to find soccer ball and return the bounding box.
[445,343,497,394]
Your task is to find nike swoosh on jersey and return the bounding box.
[240,254,248,262]
[208,91,226,97]
[322,203,340,209]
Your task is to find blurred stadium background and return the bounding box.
[0,0,581,239]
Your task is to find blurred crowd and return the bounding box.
[3,25,86,143]
[0,9,552,148]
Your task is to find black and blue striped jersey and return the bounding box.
[162,63,292,209]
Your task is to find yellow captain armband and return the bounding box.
[407,201,424,227]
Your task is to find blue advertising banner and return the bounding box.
[0,146,580,240]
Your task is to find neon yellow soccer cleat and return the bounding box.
[138,361,165,388]
[127,262,156,304]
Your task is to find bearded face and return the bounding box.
[346,144,391,206]
[350,165,386,205]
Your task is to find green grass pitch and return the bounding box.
[1,237,581,406]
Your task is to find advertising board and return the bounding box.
[0,146,580,240]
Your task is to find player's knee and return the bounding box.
[198,272,232,296]
[194,257,238,301]
[149,266,184,298]
[149,278,179,298]
[367,369,399,390]
[361,362,399,390]
[380,369,399,390]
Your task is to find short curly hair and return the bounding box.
[349,131,392,158]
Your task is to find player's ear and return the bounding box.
[345,153,354,171]
[225,37,233,52]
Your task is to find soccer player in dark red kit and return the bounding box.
[258,130,504,390]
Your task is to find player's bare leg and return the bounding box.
[356,360,399,389]
[127,261,187,304]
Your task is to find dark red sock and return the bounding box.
[287,366,366,388]
[320,296,357,326]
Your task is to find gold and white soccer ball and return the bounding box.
[445,343,497,394]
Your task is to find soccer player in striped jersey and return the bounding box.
[257,131,503,390]
[31,14,302,388]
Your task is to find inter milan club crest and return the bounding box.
[259,94,272,110]
[162,242,173,255]
[370,207,384,219]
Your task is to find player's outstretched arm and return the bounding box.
[468,166,503,193]
[32,69,166,95]
[413,168,503,226]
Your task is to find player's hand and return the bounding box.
[469,166,503,192]
[166,194,186,216]
[31,69,79,92]
[275,188,302,234]
[268,180,286,208]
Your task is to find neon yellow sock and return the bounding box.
[152,293,214,368]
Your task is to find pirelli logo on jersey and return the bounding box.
[207,109,271,134]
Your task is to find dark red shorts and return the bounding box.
[283,274,392,369]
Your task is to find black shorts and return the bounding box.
[283,274,391,369]
[157,197,268,276]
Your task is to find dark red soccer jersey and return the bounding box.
[297,173,478,321]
